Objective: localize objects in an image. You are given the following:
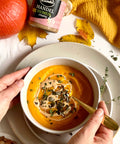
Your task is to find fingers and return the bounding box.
[98,101,113,136]
[9,95,20,109]
[82,108,104,138]
[0,67,30,91]
[98,101,109,115]
[0,79,24,102]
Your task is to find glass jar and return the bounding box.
[29,0,70,33]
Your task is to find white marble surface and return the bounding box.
[0,14,120,144]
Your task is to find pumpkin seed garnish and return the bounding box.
[48,97,54,102]
[42,94,48,100]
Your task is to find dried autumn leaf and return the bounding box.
[76,19,94,40]
[18,24,48,47]
[59,34,91,46]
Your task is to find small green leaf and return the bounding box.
[69,73,75,77]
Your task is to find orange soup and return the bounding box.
[27,65,94,130]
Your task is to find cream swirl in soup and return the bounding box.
[34,74,78,121]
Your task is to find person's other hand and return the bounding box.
[0,67,30,121]
[68,101,113,144]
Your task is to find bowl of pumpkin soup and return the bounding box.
[20,57,100,134]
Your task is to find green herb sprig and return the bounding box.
[100,67,108,96]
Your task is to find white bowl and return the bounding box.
[20,57,100,134]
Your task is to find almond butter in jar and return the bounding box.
[29,0,69,33]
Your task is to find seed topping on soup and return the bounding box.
[34,74,78,121]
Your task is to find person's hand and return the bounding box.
[68,101,113,144]
[0,67,30,121]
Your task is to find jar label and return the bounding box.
[31,0,61,19]
[29,0,66,30]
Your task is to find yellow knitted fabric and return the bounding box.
[70,0,120,48]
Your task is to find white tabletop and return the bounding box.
[0,14,120,143]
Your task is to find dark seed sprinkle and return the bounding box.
[39,77,41,80]
[74,116,78,119]
[69,73,75,77]
[70,110,73,113]
[30,89,33,91]
[52,91,56,95]
[117,96,120,100]
[50,122,53,125]
[73,108,77,112]
[113,57,118,61]
[34,102,38,105]
[111,55,118,61]
[70,104,74,107]
[111,55,114,58]
[69,133,73,136]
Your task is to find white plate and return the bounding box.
[7,42,120,143]
[7,67,112,144]
[23,68,112,144]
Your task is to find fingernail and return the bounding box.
[95,108,104,117]
[25,67,31,71]
[15,80,24,87]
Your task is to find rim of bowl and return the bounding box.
[20,57,100,134]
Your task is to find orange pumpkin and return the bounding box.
[0,0,27,38]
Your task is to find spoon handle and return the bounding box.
[72,96,119,131]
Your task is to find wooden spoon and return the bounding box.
[72,96,119,131]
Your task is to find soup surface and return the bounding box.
[27,65,94,130]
